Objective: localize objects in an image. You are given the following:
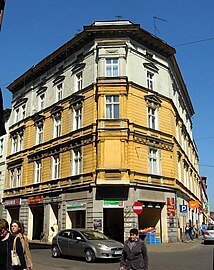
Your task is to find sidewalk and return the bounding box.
[147,238,203,253]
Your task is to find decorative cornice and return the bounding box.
[143,62,159,73]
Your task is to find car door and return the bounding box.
[57,230,72,256]
[67,230,86,257]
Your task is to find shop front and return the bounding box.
[28,195,44,240]
[66,201,87,228]
[4,198,21,223]
[103,200,124,243]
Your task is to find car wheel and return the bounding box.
[85,249,95,263]
[51,245,61,258]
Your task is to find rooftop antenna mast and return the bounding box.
[115,15,122,20]
[153,16,167,36]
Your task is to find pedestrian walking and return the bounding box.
[200,222,207,240]
[0,218,27,270]
[185,222,193,242]
[120,228,148,270]
[11,220,33,270]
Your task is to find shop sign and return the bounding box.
[28,195,44,205]
[67,202,87,211]
[167,197,175,216]
[103,200,124,208]
[4,198,21,207]
[132,201,143,215]
[189,200,199,210]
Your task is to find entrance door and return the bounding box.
[67,210,86,228]
[31,205,44,240]
[104,208,124,243]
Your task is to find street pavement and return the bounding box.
[147,237,203,253]
[31,237,214,270]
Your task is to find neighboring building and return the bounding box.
[0,108,11,216]
[0,0,6,31]
[0,89,6,136]
[199,176,209,223]
[3,20,202,243]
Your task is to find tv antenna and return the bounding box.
[153,16,167,36]
[115,15,122,20]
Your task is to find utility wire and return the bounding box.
[195,136,214,141]
[174,37,214,47]
[199,163,214,168]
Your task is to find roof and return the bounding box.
[7,20,175,93]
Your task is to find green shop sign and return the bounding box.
[103,200,124,208]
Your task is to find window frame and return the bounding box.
[72,148,82,176]
[52,154,60,180]
[76,71,83,91]
[36,123,44,145]
[105,58,119,77]
[34,160,42,184]
[73,106,82,130]
[147,71,154,90]
[56,82,63,102]
[53,114,61,138]
[105,95,120,119]
[149,148,159,175]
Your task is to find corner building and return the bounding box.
[3,21,201,243]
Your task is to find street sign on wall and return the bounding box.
[132,201,143,215]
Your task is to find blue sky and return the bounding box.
[1,1,214,210]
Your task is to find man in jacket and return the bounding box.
[120,228,148,270]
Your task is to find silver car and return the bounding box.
[51,228,124,262]
[204,225,214,244]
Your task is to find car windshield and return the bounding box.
[81,231,109,240]
[207,226,214,230]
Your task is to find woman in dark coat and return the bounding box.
[0,218,27,270]
[120,228,148,270]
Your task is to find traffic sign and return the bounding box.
[180,204,188,213]
[132,201,143,215]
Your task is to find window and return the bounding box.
[39,93,45,111]
[178,154,182,182]
[53,114,61,138]
[18,131,24,151]
[11,131,24,154]
[0,138,3,156]
[15,108,20,123]
[22,104,26,119]
[9,169,15,188]
[147,71,154,90]
[72,149,82,175]
[76,72,83,91]
[36,123,43,144]
[149,148,159,175]
[105,95,119,119]
[183,162,188,187]
[9,167,22,188]
[56,83,63,102]
[16,167,22,187]
[148,106,157,129]
[11,135,18,154]
[52,155,60,179]
[34,160,42,183]
[14,104,26,123]
[105,58,119,77]
[73,107,82,130]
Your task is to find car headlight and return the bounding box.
[97,244,110,250]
